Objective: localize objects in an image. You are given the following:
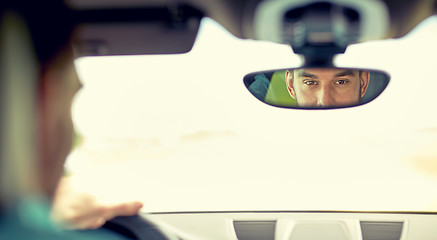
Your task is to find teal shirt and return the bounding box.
[0,197,128,240]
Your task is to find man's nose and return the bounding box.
[317,87,335,107]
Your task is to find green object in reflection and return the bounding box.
[264,70,297,107]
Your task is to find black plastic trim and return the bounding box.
[147,210,437,215]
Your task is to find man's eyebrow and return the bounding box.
[335,70,356,77]
[298,71,318,78]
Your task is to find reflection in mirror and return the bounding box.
[244,68,389,109]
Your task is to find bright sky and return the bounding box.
[68,17,437,213]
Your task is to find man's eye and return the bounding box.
[335,79,349,84]
[303,80,318,85]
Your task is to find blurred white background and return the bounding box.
[68,17,437,212]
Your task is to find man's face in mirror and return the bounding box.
[285,68,370,108]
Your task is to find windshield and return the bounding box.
[69,16,437,213]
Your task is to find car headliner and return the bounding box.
[67,0,437,56]
[68,0,437,39]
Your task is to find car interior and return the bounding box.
[3,0,437,239]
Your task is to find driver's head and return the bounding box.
[285,68,370,108]
[18,0,78,200]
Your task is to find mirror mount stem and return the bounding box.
[282,1,359,68]
[300,53,337,68]
[301,56,334,68]
[290,25,348,68]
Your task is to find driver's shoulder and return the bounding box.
[0,197,129,240]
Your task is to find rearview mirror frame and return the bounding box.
[244,67,390,110]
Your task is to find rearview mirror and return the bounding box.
[244,68,389,109]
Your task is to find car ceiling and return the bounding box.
[68,0,437,41]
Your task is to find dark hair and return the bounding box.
[6,0,75,74]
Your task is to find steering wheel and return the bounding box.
[101,215,176,240]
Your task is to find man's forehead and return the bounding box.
[294,68,358,77]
